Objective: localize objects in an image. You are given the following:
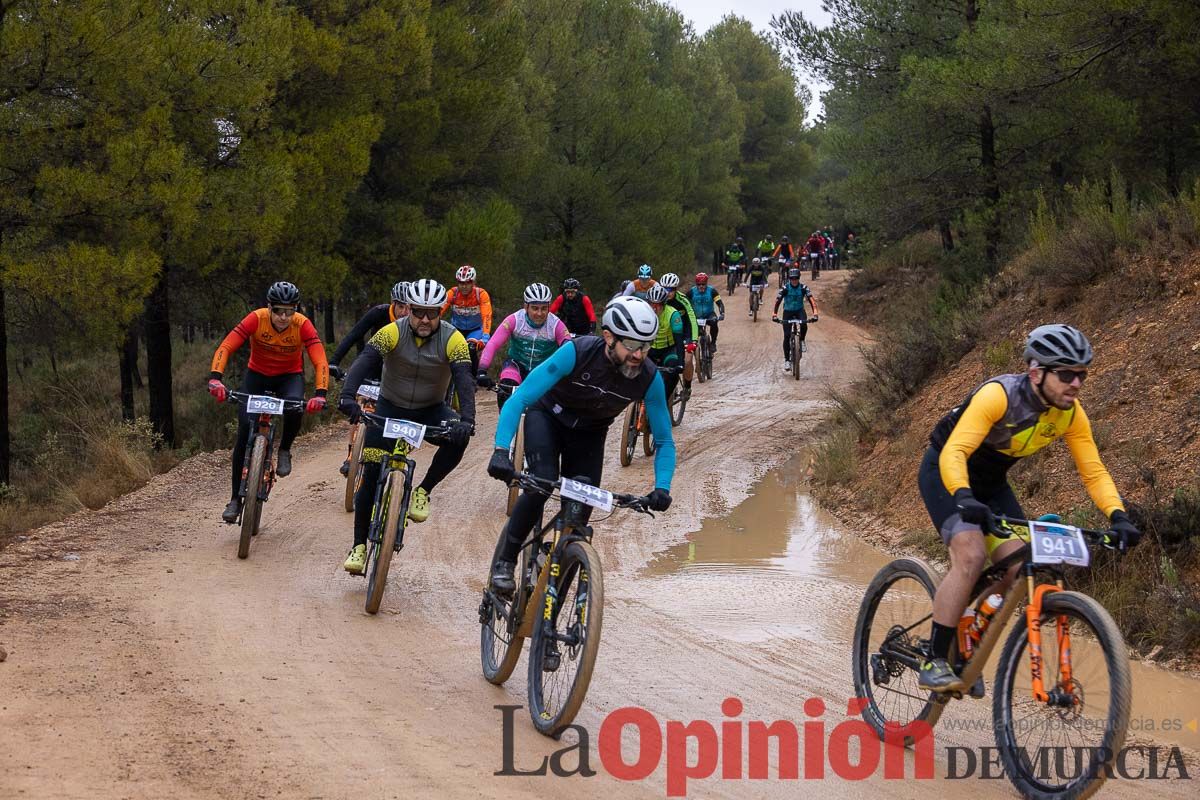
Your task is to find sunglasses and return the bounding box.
[1048,367,1088,384]
[270,306,297,316]
[618,338,653,353]
[409,307,441,320]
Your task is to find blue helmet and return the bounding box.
[637,264,652,279]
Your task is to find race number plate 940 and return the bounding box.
[382,418,426,448]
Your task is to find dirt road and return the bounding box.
[1,273,1194,799]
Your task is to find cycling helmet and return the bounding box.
[602,296,659,341]
[735,236,744,244]
[695,272,708,285]
[562,278,581,291]
[751,257,761,265]
[267,281,300,305]
[637,264,652,279]
[390,281,411,304]
[523,282,553,304]
[408,278,447,308]
[647,284,670,304]
[455,265,477,283]
[781,235,790,243]
[1024,324,1093,367]
[659,272,680,289]
[787,268,801,279]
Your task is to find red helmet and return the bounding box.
[695,272,708,285]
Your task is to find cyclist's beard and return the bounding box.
[606,342,643,379]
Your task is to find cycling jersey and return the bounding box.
[479,311,570,374]
[806,235,825,254]
[929,373,1123,514]
[653,305,683,351]
[330,303,397,366]
[622,278,658,300]
[687,286,721,318]
[549,293,596,336]
[344,317,474,413]
[748,262,769,285]
[441,286,493,336]
[666,294,698,342]
[756,239,774,259]
[724,246,746,265]
[776,283,814,314]
[771,243,796,261]
[211,308,329,390]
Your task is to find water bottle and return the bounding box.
[957,609,977,659]
[967,593,1004,646]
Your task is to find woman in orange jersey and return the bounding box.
[208,281,330,523]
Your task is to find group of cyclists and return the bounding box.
[720,229,845,286]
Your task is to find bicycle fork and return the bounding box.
[1024,576,1074,705]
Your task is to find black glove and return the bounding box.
[1109,509,1141,549]
[487,448,515,482]
[448,419,475,447]
[476,369,493,388]
[647,488,672,512]
[338,397,363,423]
[954,488,994,531]
[329,365,344,381]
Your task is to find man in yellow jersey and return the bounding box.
[916,324,1141,692]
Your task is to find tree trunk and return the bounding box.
[144,267,176,447]
[939,220,955,252]
[0,282,10,485]
[979,104,1001,265]
[119,323,138,422]
[323,296,334,344]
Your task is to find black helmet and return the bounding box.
[1024,324,1093,367]
[267,281,300,305]
[563,278,581,291]
[735,236,744,244]
[787,268,801,279]
[781,235,790,243]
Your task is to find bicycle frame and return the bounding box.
[240,412,278,503]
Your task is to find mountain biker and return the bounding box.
[658,273,698,401]
[747,257,770,310]
[208,281,329,523]
[646,284,685,403]
[622,265,658,300]
[549,278,596,336]
[686,273,726,351]
[485,296,675,594]
[756,234,775,264]
[723,238,747,283]
[477,283,570,408]
[771,269,819,371]
[328,282,410,382]
[805,231,826,276]
[916,324,1140,693]
[442,265,493,343]
[771,235,796,264]
[337,279,477,575]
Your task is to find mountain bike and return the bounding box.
[696,317,716,383]
[478,472,656,737]
[809,251,821,280]
[666,366,686,427]
[342,379,380,512]
[748,284,765,322]
[619,398,655,466]
[775,317,817,380]
[355,413,454,614]
[852,514,1132,800]
[223,391,308,559]
[725,266,738,295]
[489,383,525,516]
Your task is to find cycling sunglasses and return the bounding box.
[1048,367,1088,385]
[270,305,297,316]
[618,338,653,353]
[409,307,441,320]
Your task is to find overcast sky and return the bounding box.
[667,0,833,120]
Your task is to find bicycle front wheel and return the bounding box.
[366,470,406,615]
[993,590,1131,800]
[344,424,366,513]
[238,435,268,559]
[791,330,801,379]
[670,384,686,427]
[528,540,604,738]
[852,557,946,743]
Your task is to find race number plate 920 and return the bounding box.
[1029,520,1090,568]
[246,395,285,415]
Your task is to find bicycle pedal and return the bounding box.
[542,650,562,672]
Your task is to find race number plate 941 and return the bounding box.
[1029,520,1090,568]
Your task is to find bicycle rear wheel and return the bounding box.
[481,539,538,685]
[343,424,366,512]
[852,557,946,743]
[506,418,525,516]
[238,435,268,559]
[993,591,1131,800]
[527,540,603,738]
[641,405,655,455]
[619,404,637,467]
[366,470,407,614]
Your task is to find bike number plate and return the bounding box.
[246,395,285,415]
[560,478,613,512]
[382,418,426,447]
[1029,520,1090,567]
[356,383,381,401]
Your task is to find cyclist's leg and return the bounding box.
[496,407,563,564]
[409,402,469,496]
[708,317,719,346]
[352,404,390,548]
[273,373,306,451]
[781,310,802,360]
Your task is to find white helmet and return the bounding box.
[407,278,447,308]
[523,282,553,303]
[455,265,477,283]
[646,284,670,304]
[602,296,659,342]
[659,272,680,289]
[391,281,411,303]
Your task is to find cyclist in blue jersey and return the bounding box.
[686,273,725,350]
[485,296,675,595]
[772,268,819,370]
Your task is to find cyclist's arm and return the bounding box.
[338,331,387,404]
[680,298,698,341]
[938,381,1008,494]
[440,288,455,319]
[479,289,493,334]
[582,295,596,323]
[446,330,476,423]
[210,311,257,377]
[300,317,330,392]
[330,305,388,365]
[807,292,819,316]
[1063,404,1125,516]
[622,283,636,296]
[493,342,578,447]
[772,289,784,314]
[643,373,675,491]
[549,295,564,314]
[551,317,571,345]
[479,314,515,371]
[714,297,725,315]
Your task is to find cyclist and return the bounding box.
[442,265,493,343]
[485,295,675,595]
[208,281,329,523]
[747,257,770,312]
[804,231,826,277]
[549,278,596,336]
[722,238,746,285]
[771,235,797,264]
[771,268,819,371]
[477,283,570,408]
[646,285,685,403]
[916,325,1140,693]
[658,273,698,401]
[622,265,658,300]
[686,273,725,351]
[337,278,477,574]
[756,234,775,264]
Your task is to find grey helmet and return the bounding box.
[646,284,671,304]
[267,281,300,305]
[391,281,411,304]
[407,278,447,308]
[1024,324,1093,367]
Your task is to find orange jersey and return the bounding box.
[211,308,329,389]
[441,286,493,334]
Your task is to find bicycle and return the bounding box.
[224,391,307,559]
[665,365,686,427]
[748,284,765,322]
[696,317,716,384]
[774,317,817,380]
[725,266,738,296]
[342,379,380,512]
[355,413,454,614]
[488,382,525,516]
[852,514,1132,800]
[478,472,656,736]
[809,251,821,280]
[619,398,655,466]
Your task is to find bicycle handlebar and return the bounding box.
[225,391,307,412]
[357,411,458,438]
[990,514,1123,552]
[773,317,818,325]
[511,471,654,514]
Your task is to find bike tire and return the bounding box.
[992,591,1131,800]
[670,384,686,427]
[851,557,946,744]
[619,404,637,467]
[527,539,604,738]
[343,424,366,513]
[697,338,708,384]
[365,470,406,615]
[641,406,655,456]
[238,435,268,559]
[481,539,537,685]
[506,418,525,516]
[792,330,801,380]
